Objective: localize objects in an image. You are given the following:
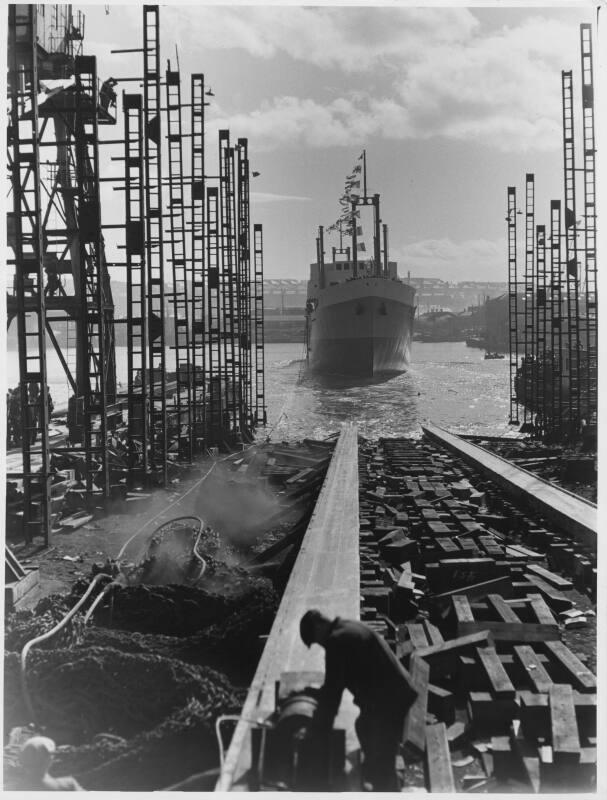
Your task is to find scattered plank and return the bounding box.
[402,653,430,756]
[425,723,455,792]
[549,684,580,764]
[476,647,516,698]
[415,630,493,678]
[487,594,521,624]
[544,641,597,693]
[524,574,572,612]
[514,646,554,693]
[526,563,573,590]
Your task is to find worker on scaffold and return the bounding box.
[99,77,118,111]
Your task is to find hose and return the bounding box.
[20,572,112,723]
[191,528,207,583]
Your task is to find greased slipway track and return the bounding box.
[219,424,596,792]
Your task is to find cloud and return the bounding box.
[208,95,413,150]
[169,6,479,73]
[251,192,311,203]
[395,238,507,282]
[199,9,584,153]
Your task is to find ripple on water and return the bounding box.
[262,341,511,441]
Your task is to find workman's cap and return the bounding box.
[300,608,325,647]
[20,737,55,774]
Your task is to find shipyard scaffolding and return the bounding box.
[508,23,597,446]
[6,3,266,545]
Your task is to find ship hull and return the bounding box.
[307,278,415,376]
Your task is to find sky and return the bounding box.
[81,1,600,284]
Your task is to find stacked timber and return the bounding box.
[357,436,596,793]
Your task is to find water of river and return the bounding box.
[6,341,511,441]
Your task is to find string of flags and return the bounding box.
[326,152,364,237]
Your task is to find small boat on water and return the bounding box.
[484,352,505,360]
[305,152,416,376]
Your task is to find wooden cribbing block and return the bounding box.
[476,647,516,698]
[435,537,461,557]
[544,641,596,693]
[467,692,514,735]
[524,575,572,612]
[514,645,553,693]
[424,723,455,792]
[361,587,390,615]
[527,563,573,589]
[518,691,596,740]
[549,684,580,764]
[426,521,454,536]
[487,594,521,624]
[415,630,493,678]
[452,594,474,626]
[402,654,430,756]
[510,719,541,792]
[490,735,515,782]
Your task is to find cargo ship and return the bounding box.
[305,155,416,376]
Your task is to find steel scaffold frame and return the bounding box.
[535,224,547,436]
[580,23,597,426]
[7,5,52,543]
[190,74,206,449]
[237,138,252,432]
[206,186,223,441]
[228,143,242,434]
[253,224,266,426]
[561,69,580,431]
[218,131,237,434]
[507,187,519,424]
[74,55,112,496]
[123,93,149,484]
[165,64,193,460]
[549,201,563,438]
[143,4,167,482]
[523,173,535,427]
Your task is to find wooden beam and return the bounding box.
[549,684,581,763]
[425,723,455,792]
[514,645,554,693]
[402,654,430,757]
